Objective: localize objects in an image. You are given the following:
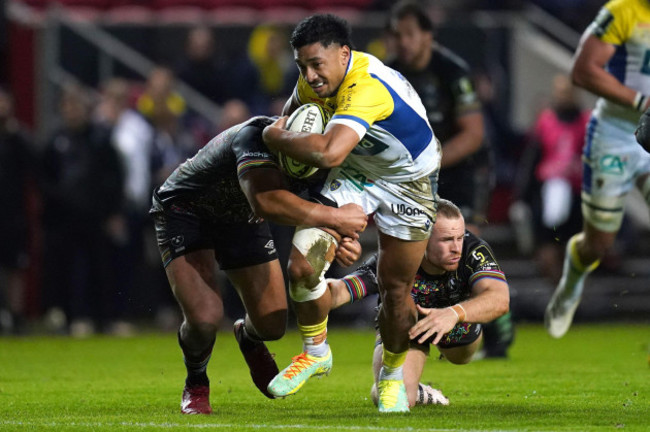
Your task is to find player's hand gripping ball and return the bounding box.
[278,103,329,179]
[635,107,650,151]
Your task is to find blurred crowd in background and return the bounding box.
[0,0,644,337]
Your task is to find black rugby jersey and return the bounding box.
[150,116,280,223]
[345,231,506,308]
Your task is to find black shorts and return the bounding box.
[152,207,278,271]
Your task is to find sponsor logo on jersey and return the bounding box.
[599,154,626,175]
[171,235,185,253]
[391,203,426,216]
[242,151,272,158]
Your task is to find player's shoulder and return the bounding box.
[431,44,471,75]
[339,51,394,101]
[226,116,273,153]
[347,51,385,83]
[604,0,642,14]
[462,230,500,266]
[462,230,488,252]
[595,0,643,30]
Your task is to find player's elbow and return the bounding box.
[319,150,346,168]
[249,192,280,220]
[495,292,510,318]
[570,63,592,90]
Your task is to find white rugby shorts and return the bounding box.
[582,114,650,232]
[317,162,436,241]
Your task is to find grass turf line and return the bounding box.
[0,324,648,431]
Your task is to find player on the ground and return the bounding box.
[545,0,650,338]
[150,116,367,414]
[386,1,513,357]
[261,14,440,413]
[328,199,510,407]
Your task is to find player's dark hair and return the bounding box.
[290,14,354,50]
[437,199,462,220]
[389,0,434,33]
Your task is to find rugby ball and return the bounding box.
[278,103,329,179]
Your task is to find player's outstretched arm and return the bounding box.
[262,118,360,168]
[240,167,367,239]
[409,278,509,346]
[461,278,510,324]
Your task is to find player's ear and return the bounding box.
[340,45,351,65]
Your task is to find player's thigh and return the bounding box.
[438,329,482,364]
[225,259,287,326]
[377,232,428,290]
[165,249,222,323]
[153,209,222,319]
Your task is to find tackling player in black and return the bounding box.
[328,199,510,407]
[150,116,366,414]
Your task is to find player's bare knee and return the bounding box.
[184,305,223,332]
[582,232,615,258]
[255,325,285,341]
[248,311,286,341]
[287,258,318,287]
[379,286,410,309]
[180,321,218,348]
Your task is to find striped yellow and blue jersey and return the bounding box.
[589,0,650,123]
[293,50,440,182]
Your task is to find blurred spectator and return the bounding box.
[137,68,201,329]
[247,24,299,115]
[98,78,154,217]
[96,77,155,335]
[175,26,224,105]
[474,68,525,228]
[138,67,199,187]
[137,66,186,129]
[39,82,124,337]
[0,86,33,334]
[215,99,251,134]
[175,25,259,114]
[514,75,588,283]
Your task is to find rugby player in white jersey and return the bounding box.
[546,0,650,338]
[262,14,441,413]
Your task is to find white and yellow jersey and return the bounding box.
[293,50,440,182]
[589,0,650,123]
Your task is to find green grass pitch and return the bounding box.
[0,323,648,431]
